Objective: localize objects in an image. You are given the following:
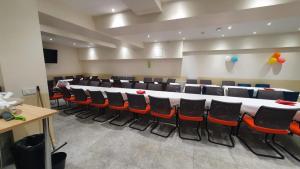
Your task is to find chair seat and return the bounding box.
[109,101,129,111]
[90,99,109,108]
[179,113,204,122]
[129,105,150,114]
[290,121,300,136]
[151,108,176,119]
[243,114,289,135]
[207,115,238,126]
[50,93,63,100]
[64,96,75,102]
[73,98,92,105]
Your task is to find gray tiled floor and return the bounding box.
[5,108,300,169]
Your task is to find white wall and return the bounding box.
[181,51,300,80]
[82,59,182,77]
[43,43,83,76]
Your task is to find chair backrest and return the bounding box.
[200,80,212,85]
[222,80,235,86]
[89,80,100,86]
[144,77,153,83]
[134,83,147,89]
[71,88,88,101]
[238,83,251,87]
[60,87,72,98]
[122,82,133,88]
[127,76,135,81]
[184,86,201,94]
[203,86,224,96]
[255,84,270,88]
[54,76,64,83]
[111,76,119,80]
[166,84,181,92]
[210,100,242,121]
[126,93,147,110]
[228,88,253,98]
[180,99,206,117]
[153,78,163,83]
[91,76,98,80]
[149,96,171,115]
[283,91,300,102]
[106,92,124,107]
[166,78,176,83]
[256,90,284,100]
[65,76,74,79]
[254,106,298,130]
[88,90,105,104]
[78,80,89,86]
[75,75,83,79]
[148,83,163,91]
[101,79,110,82]
[100,82,112,87]
[186,79,197,84]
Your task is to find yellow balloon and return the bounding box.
[268,57,277,64]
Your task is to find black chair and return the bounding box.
[91,76,98,80]
[54,76,64,84]
[134,83,147,89]
[106,92,133,126]
[148,83,163,91]
[202,86,224,96]
[178,99,206,141]
[222,80,235,86]
[144,77,153,83]
[237,106,298,159]
[255,84,270,88]
[186,79,197,84]
[75,75,83,79]
[184,86,201,94]
[283,91,299,102]
[89,80,100,86]
[71,88,95,119]
[165,84,181,92]
[153,78,163,83]
[166,78,176,83]
[228,88,253,98]
[88,90,112,123]
[100,82,112,87]
[127,93,153,131]
[238,83,251,87]
[149,96,176,138]
[65,76,74,79]
[101,79,110,82]
[78,80,89,86]
[206,100,242,147]
[200,80,212,85]
[122,82,133,88]
[256,90,284,100]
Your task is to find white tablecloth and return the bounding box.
[69,85,300,121]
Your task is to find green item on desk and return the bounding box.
[13,115,26,121]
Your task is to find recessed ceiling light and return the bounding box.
[147,34,150,38]
[182,37,186,40]
[253,31,257,35]
[227,26,232,30]
[73,43,76,46]
[49,38,53,41]
[178,31,182,34]
[111,8,115,13]
[216,27,222,32]
[221,34,225,37]
[267,22,272,26]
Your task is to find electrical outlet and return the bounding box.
[22,87,36,96]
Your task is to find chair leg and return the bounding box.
[109,110,135,127]
[205,120,235,147]
[92,108,117,123]
[150,118,176,138]
[272,135,300,161]
[129,114,153,131]
[178,120,201,141]
[237,133,284,159]
[64,104,84,115]
[75,105,96,119]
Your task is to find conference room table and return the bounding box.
[68,84,300,121]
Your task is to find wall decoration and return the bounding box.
[231,55,239,63]
[225,56,231,62]
[268,52,286,64]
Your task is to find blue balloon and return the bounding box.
[231,56,239,63]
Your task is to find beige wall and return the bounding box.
[43,43,83,78]
[0,0,50,141]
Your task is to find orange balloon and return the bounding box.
[272,52,281,58]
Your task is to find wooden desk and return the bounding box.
[0,104,58,169]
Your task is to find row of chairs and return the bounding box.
[186,79,270,88]
[53,87,300,161]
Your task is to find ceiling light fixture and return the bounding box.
[49,38,53,41]
[147,34,150,38]
[111,8,115,13]
[253,31,257,35]
[216,27,222,32]
[73,43,76,46]
[178,31,182,34]
[267,22,272,26]
[227,26,232,30]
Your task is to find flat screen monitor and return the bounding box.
[43,48,57,63]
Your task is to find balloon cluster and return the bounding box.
[225,55,239,63]
[268,52,286,64]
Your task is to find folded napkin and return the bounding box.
[136,90,145,94]
[276,99,296,106]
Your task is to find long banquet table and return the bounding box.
[68,84,300,121]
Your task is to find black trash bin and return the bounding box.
[11,134,67,169]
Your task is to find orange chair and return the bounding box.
[237,106,298,159]
[88,90,111,123]
[127,93,152,131]
[206,100,242,147]
[71,88,94,119]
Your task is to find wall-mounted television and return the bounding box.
[43,48,58,63]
